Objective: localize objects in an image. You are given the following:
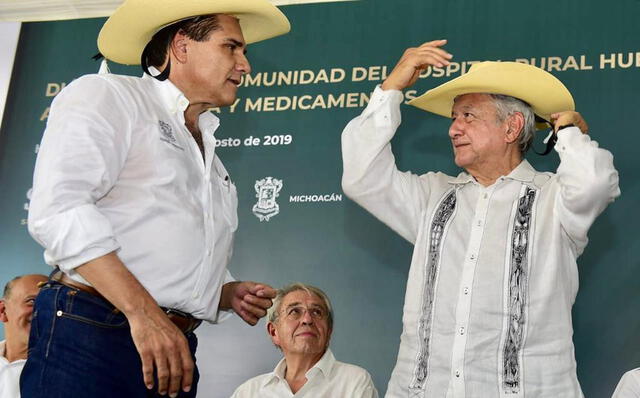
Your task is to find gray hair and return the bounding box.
[488,94,536,154]
[268,283,334,330]
[2,276,22,299]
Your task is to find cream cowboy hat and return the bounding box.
[408,61,574,129]
[98,0,291,65]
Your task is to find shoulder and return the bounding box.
[230,372,273,397]
[331,360,375,384]
[56,73,147,104]
[620,368,640,386]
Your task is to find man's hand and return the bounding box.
[127,307,194,397]
[381,39,452,91]
[220,281,277,325]
[551,111,589,134]
[76,252,194,397]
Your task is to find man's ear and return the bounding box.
[170,30,190,64]
[0,299,8,323]
[267,322,279,343]
[505,112,525,144]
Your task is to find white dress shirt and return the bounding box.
[230,349,378,398]
[28,72,237,321]
[342,87,620,398]
[613,369,640,398]
[0,340,24,398]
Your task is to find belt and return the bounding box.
[50,270,202,334]
[50,270,105,299]
[161,308,202,334]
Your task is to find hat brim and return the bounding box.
[408,61,575,130]
[98,0,291,65]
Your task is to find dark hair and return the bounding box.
[142,14,222,80]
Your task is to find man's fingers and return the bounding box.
[181,349,195,393]
[240,299,268,319]
[243,295,273,310]
[140,351,155,390]
[253,285,276,299]
[239,308,259,325]
[417,39,448,48]
[167,342,186,398]
[155,355,171,396]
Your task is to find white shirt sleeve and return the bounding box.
[28,75,134,271]
[341,86,430,244]
[554,126,621,255]
[352,372,379,398]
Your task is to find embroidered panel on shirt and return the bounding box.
[158,120,184,150]
[502,186,537,394]
[410,189,457,392]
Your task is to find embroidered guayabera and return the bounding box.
[410,189,457,391]
[503,187,537,393]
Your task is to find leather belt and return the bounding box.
[50,270,105,299]
[161,308,202,334]
[50,270,202,334]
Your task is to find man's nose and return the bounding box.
[300,310,314,324]
[449,119,463,139]
[236,52,251,75]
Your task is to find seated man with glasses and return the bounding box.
[230,283,378,398]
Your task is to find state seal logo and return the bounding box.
[252,177,283,222]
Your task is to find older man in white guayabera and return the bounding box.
[342,39,620,398]
[231,283,378,398]
[0,274,47,398]
[24,1,291,397]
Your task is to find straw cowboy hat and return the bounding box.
[98,0,291,65]
[408,61,574,129]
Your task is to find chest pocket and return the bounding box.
[212,157,238,232]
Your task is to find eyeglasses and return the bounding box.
[283,305,327,321]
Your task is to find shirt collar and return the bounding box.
[447,159,536,185]
[0,340,7,362]
[262,349,335,388]
[143,68,220,136]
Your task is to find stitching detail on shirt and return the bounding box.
[410,189,457,392]
[502,186,537,394]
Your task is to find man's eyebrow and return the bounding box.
[285,302,302,309]
[224,38,248,54]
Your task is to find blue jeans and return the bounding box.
[21,281,199,398]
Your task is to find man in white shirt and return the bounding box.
[342,40,620,397]
[24,1,290,397]
[0,274,47,398]
[231,283,378,398]
[613,369,640,398]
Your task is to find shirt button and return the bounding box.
[56,310,63,317]
[455,370,461,377]
[476,220,482,227]
[206,249,212,256]
[459,327,465,335]
[483,193,488,199]
[470,254,476,260]
[463,287,470,295]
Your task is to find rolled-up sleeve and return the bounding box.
[554,126,620,255]
[341,86,430,244]
[28,75,133,271]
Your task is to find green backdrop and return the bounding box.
[1,1,639,396]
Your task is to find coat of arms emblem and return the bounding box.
[252,177,283,222]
